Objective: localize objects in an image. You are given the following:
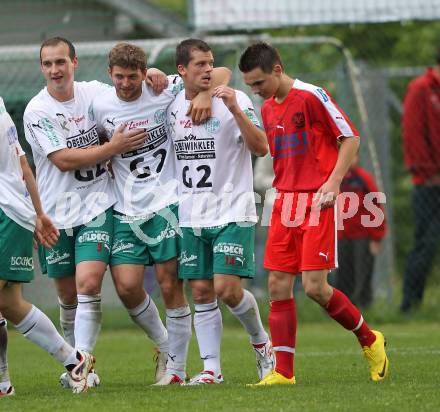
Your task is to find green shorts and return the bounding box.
[43,208,113,278]
[111,204,179,266]
[179,223,255,280]
[0,208,34,282]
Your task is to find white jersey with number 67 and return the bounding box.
[92,76,183,217]
[167,89,259,228]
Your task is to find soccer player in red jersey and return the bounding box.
[239,42,389,385]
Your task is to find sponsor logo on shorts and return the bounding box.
[155,225,177,242]
[112,240,134,254]
[47,250,70,265]
[78,231,110,244]
[10,256,34,271]
[179,251,198,266]
[213,243,244,256]
[214,242,246,266]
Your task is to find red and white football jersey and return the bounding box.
[261,79,360,192]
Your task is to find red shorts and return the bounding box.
[264,192,337,274]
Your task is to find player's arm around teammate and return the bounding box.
[22,38,158,389]
[170,39,273,384]
[212,85,267,156]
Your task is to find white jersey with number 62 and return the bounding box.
[167,89,259,228]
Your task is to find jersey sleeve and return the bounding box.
[234,91,261,142]
[14,139,25,157]
[166,74,184,97]
[308,88,359,140]
[89,98,107,143]
[88,80,112,95]
[24,109,67,156]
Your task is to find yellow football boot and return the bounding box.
[248,370,296,386]
[362,330,389,381]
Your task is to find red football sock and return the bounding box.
[268,298,296,379]
[324,288,376,347]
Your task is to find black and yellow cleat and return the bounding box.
[362,330,389,381]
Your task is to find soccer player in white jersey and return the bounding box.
[0,97,94,394]
[167,39,274,384]
[91,43,231,385]
[23,37,152,387]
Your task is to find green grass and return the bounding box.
[3,317,440,411]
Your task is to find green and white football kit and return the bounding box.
[168,89,259,279]
[92,77,183,265]
[1,101,94,395]
[0,97,36,282]
[92,76,189,383]
[168,88,272,384]
[24,81,115,277]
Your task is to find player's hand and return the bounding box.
[188,91,212,125]
[369,240,381,256]
[316,178,341,209]
[109,124,147,155]
[146,68,168,95]
[212,86,240,114]
[35,214,59,248]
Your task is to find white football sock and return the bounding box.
[15,305,76,367]
[166,305,192,379]
[58,298,76,347]
[227,289,268,345]
[128,295,168,352]
[194,301,222,376]
[0,318,10,385]
[74,294,102,353]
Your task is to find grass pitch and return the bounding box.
[3,314,440,412]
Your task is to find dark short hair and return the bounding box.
[108,42,147,71]
[239,41,283,73]
[175,38,211,67]
[40,37,76,63]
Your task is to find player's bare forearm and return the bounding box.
[213,85,268,156]
[317,136,359,208]
[20,155,44,216]
[189,68,232,124]
[233,110,268,156]
[49,125,147,171]
[210,67,232,90]
[48,143,116,171]
[328,136,360,185]
[146,68,168,95]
